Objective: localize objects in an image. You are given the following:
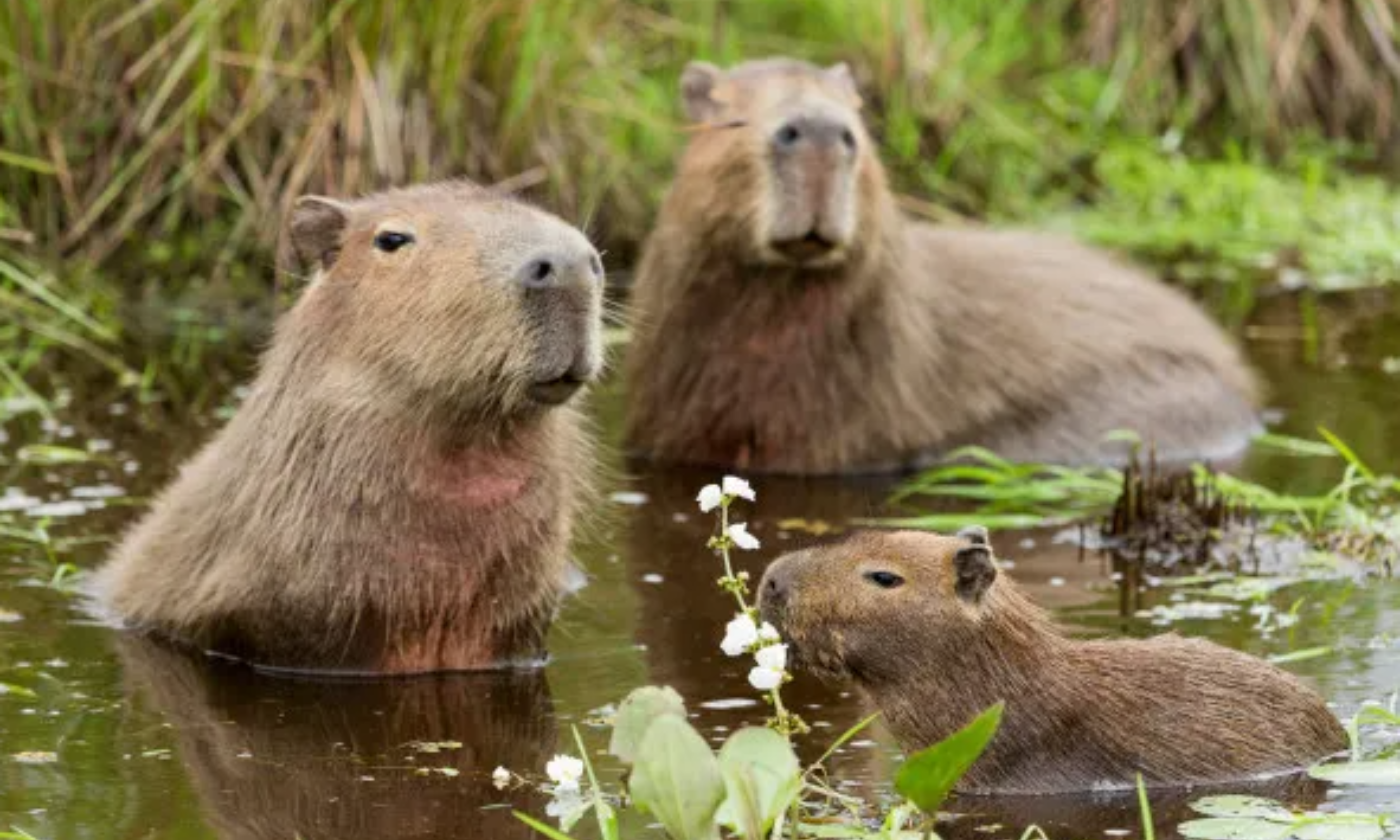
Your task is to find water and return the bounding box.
[1,290,1398,839]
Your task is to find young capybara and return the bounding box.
[757,528,1347,794]
[96,182,605,674]
[625,58,1259,474]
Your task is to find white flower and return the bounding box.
[492,765,510,789]
[748,664,785,692]
[757,622,781,643]
[728,522,760,550]
[754,643,787,672]
[721,614,759,657]
[545,754,584,793]
[722,475,756,502]
[697,484,723,513]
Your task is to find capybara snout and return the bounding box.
[519,242,606,405]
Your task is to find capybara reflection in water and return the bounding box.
[97,182,604,674]
[625,58,1259,474]
[758,528,1346,793]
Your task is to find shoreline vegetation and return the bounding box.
[2,2,1398,286]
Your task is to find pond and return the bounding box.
[1,287,1398,839]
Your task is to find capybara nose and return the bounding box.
[517,248,603,291]
[759,558,795,610]
[771,115,858,155]
[771,230,838,262]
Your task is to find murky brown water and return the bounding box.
[2,289,1399,839]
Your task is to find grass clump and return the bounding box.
[881,431,1399,571]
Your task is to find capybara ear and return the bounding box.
[954,544,997,603]
[680,60,725,123]
[283,195,352,275]
[825,62,863,108]
[956,524,990,547]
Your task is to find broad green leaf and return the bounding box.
[894,702,1003,814]
[609,685,687,764]
[1178,818,1294,840]
[716,727,801,839]
[629,715,724,840]
[1190,797,1293,821]
[1294,815,1390,840]
[1308,759,1400,786]
[514,811,580,840]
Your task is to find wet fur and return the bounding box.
[759,530,1347,794]
[626,58,1259,474]
[97,182,602,673]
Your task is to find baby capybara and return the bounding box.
[625,58,1259,474]
[758,528,1346,793]
[97,182,604,674]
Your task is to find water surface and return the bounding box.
[1,290,1398,839]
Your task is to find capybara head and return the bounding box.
[283,182,605,421]
[676,58,878,270]
[758,527,999,683]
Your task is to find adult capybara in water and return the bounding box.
[758,528,1346,793]
[97,182,604,674]
[625,58,1259,474]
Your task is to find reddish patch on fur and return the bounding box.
[743,282,843,357]
[417,446,533,510]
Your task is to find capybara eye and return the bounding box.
[373,231,415,253]
[864,570,904,589]
[774,123,801,147]
[840,127,857,152]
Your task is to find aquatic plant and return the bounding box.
[881,431,1399,570]
[515,477,1005,839]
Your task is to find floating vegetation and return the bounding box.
[1178,795,1392,840]
[883,431,1399,572]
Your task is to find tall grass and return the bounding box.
[1,0,1397,280]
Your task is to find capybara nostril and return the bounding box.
[773,122,801,148]
[521,257,556,288]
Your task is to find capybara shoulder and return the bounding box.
[96,181,606,674]
[624,57,1258,473]
[758,528,1346,793]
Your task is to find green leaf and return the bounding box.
[609,685,687,764]
[1294,815,1390,840]
[16,444,94,465]
[1308,759,1400,786]
[1189,797,1293,821]
[628,715,725,840]
[514,811,580,840]
[716,727,801,839]
[1268,647,1331,665]
[1177,818,1294,840]
[0,683,38,699]
[894,701,1003,814]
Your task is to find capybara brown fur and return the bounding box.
[97,182,605,674]
[625,58,1259,474]
[758,528,1347,794]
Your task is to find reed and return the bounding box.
[1,0,1396,283]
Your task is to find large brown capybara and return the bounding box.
[624,58,1260,474]
[96,182,605,674]
[757,528,1347,794]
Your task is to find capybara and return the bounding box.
[757,528,1347,793]
[625,58,1259,474]
[96,182,604,674]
